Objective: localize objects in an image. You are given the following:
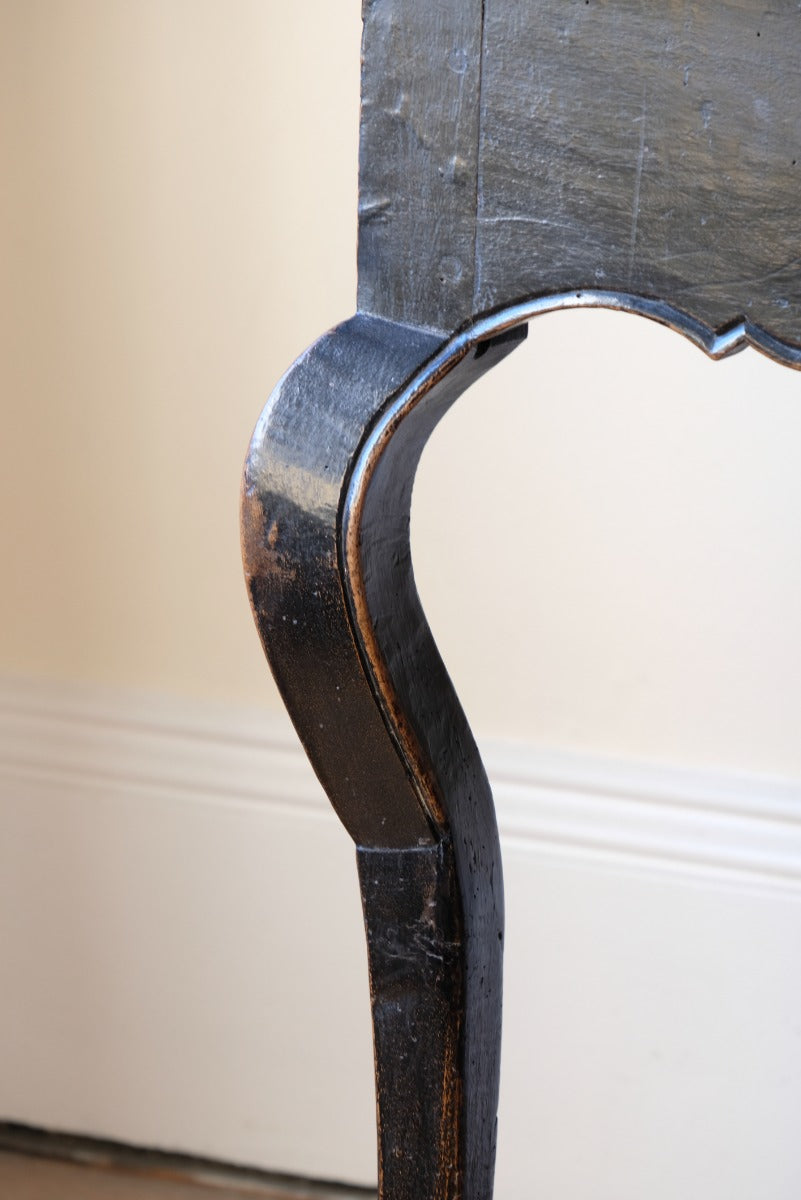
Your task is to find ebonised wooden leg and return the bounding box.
[242,313,525,1200]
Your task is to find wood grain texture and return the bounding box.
[357,0,484,331]
[0,1149,361,1200]
[0,1130,371,1200]
[475,0,801,348]
[356,0,801,356]
[358,847,501,1200]
[358,846,466,1200]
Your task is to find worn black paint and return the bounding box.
[244,6,801,1200]
[243,322,519,1200]
[357,0,801,359]
[475,0,801,347]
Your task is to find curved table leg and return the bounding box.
[241,312,525,1200]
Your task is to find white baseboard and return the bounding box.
[2,674,799,891]
[2,675,800,1198]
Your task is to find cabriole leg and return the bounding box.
[242,314,526,1200]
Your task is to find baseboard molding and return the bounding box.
[1,674,799,892]
[3,674,801,1194]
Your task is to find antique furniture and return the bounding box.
[242,4,800,1199]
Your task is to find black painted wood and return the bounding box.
[243,320,521,1199]
[243,5,801,1200]
[475,0,801,349]
[356,0,801,362]
[346,330,522,1199]
[357,845,468,1200]
[242,315,441,849]
[358,1,484,331]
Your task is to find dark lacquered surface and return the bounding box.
[358,0,801,360]
[244,5,800,1200]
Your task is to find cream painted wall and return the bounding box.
[414,315,801,775]
[2,0,800,780]
[0,0,360,709]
